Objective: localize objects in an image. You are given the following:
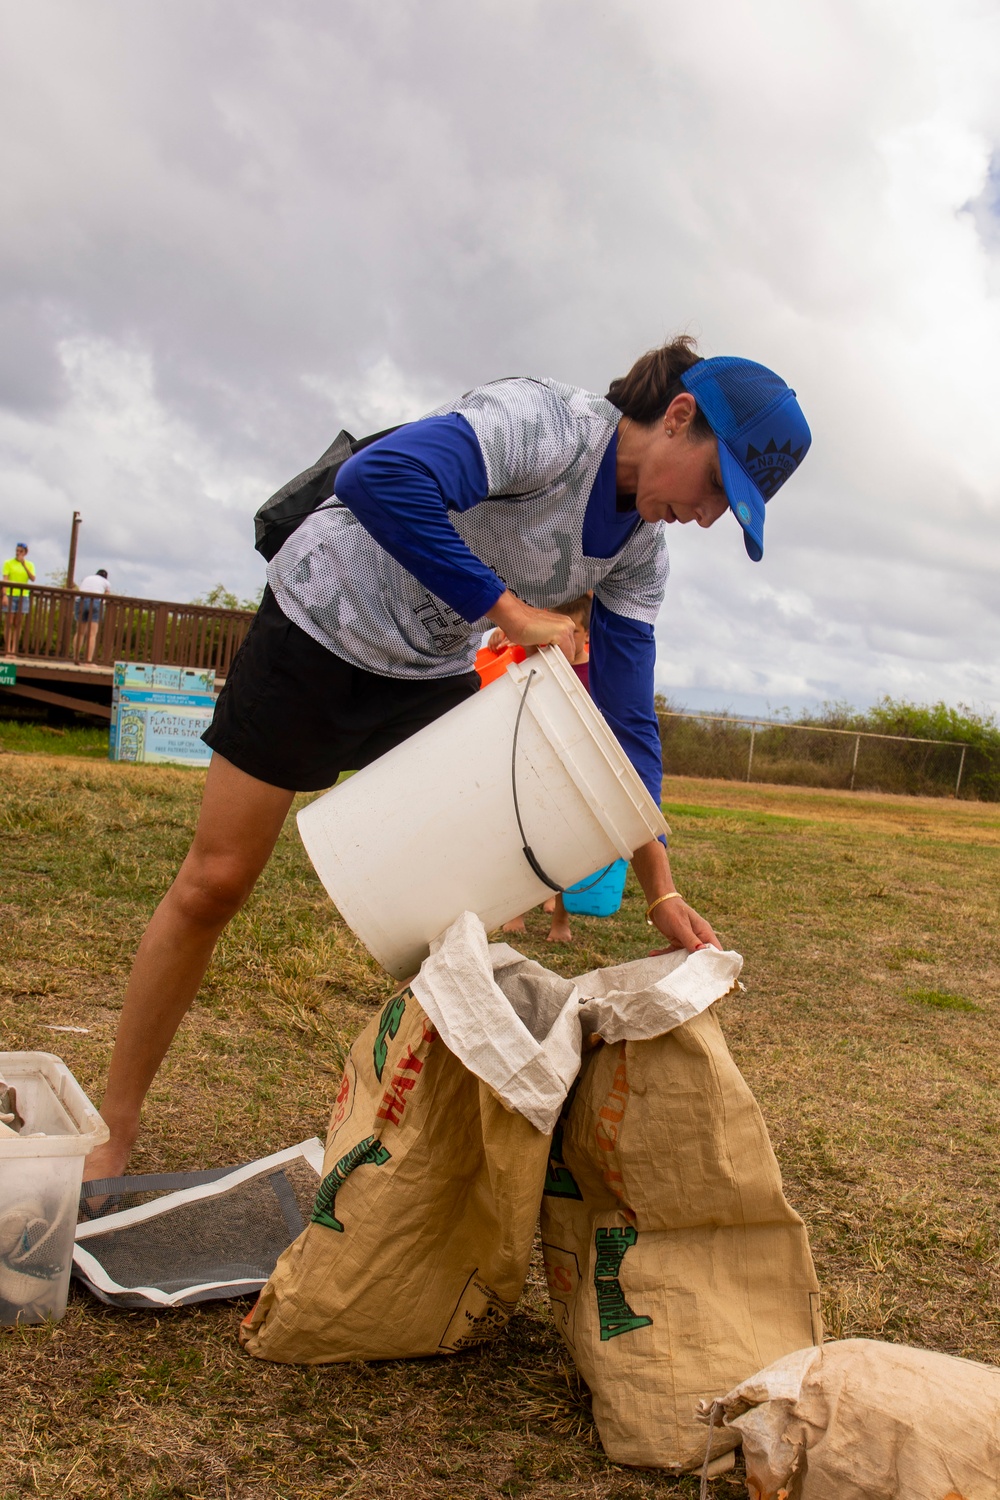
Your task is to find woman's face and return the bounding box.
[633,426,729,529]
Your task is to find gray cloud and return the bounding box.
[1,0,999,712]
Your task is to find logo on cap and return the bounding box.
[735,501,752,524]
[744,439,806,500]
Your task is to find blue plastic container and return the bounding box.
[561,858,629,917]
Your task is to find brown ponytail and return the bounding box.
[606,335,713,437]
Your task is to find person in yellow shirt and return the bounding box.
[1,543,35,655]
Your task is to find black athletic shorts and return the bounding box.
[202,587,480,792]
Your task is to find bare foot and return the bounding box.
[546,917,573,944]
[83,1134,133,1185]
[80,1136,134,1216]
[542,897,557,915]
[503,916,527,934]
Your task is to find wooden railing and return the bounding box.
[0,584,255,675]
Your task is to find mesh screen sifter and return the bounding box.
[73,1140,323,1309]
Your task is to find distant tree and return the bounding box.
[862,697,1000,751]
[796,696,1000,751]
[655,693,1000,800]
[793,696,1000,799]
[791,698,857,730]
[191,584,263,612]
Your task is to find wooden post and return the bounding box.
[849,733,861,791]
[150,601,168,663]
[746,723,757,782]
[66,512,82,590]
[955,744,967,798]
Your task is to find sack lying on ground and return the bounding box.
[242,912,741,1365]
[708,1338,1000,1498]
[541,989,822,1472]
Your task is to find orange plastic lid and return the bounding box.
[475,643,527,687]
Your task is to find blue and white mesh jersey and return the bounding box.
[267,378,669,680]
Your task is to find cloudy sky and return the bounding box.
[2,0,999,716]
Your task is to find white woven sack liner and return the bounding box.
[412,910,743,1134]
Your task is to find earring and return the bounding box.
[665,428,674,437]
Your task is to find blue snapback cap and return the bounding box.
[680,357,811,561]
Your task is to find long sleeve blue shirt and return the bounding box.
[334,414,664,803]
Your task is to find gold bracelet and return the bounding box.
[645,891,683,924]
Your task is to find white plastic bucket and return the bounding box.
[297,645,669,979]
[0,1052,109,1324]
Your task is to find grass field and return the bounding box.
[0,719,110,758]
[1,745,999,1499]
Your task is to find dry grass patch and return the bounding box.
[1,752,998,1496]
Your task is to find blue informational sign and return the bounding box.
[112,662,216,695]
[109,662,217,768]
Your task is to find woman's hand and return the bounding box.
[630,837,721,955]
[647,894,720,954]
[486,590,577,661]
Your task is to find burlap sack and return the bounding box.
[242,913,747,1369]
[541,1006,822,1472]
[241,975,551,1362]
[710,1338,1000,1498]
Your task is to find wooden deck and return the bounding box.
[0,585,254,719]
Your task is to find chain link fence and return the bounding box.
[657,712,978,798]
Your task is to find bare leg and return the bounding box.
[502,914,528,933]
[86,619,100,662]
[72,622,83,660]
[546,893,572,944]
[8,610,24,653]
[83,754,294,1180]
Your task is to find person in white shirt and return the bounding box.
[73,569,110,663]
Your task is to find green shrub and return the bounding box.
[656,696,1000,801]
[803,698,1000,801]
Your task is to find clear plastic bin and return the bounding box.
[0,1052,108,1325]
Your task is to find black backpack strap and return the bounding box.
[253,423,404,561]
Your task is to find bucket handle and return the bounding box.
[512,669,627,893]
[511,658,649,857]
[512,670,563,891]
